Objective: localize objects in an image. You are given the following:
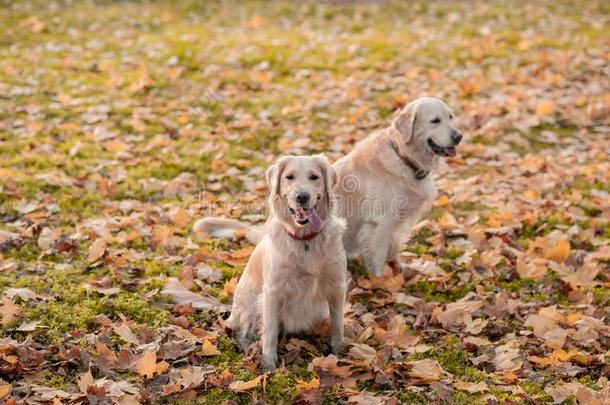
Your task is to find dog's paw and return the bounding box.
[262,360,277,373]
[330,340,343,356]
[262,353,277,372]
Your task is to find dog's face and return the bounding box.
[393,97,463,157]
[266,155,336,230]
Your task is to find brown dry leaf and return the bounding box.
[5,288,43,301]
[87,238,107,263]
[347,343,377,365]
[173,208,190,228]
[544,239,571,263]
[436,299,484,329]
[357,272,404,293]
[37,228,62,250]
[179,366,211,388]
[112,322,140,346]
[406,359,444,381]
[161,278,228,312]
[197,339,220,357]
[0,297,21,326]
[516,256,547,280]
[454,380,488,393]
[136,350,162,380]
[493,343,523,372]
[228,375,262,392]
[77,370,94,393]
[308,355,353,378]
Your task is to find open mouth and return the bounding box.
[428,139,457,157]
[288,205,322,232]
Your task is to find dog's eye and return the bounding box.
[309,174,319,181]
[285,174,295,180]
[430,118,441,124]
[449,114,454,120]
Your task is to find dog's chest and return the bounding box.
[391,178,437,218]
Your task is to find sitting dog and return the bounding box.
[224,155,347,371]
[194,97,463,277]
[333,97,463,275]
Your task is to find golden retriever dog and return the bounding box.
[195,97,462,277]
[222,155,347,371]
[333,97,463,275]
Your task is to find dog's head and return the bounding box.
[392,97,463,158]
[266,154,337,231]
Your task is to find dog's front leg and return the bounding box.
[328,280,346,355]
[261,286,280,371]
[358,220,392,276]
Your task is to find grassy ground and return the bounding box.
[0,0,608,404]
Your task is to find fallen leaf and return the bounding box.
[0,380,11,399]
[161,278,229,312]
[406,359,444,382]
[77,370,94,393]
[545,239,571,263]
[0,297,21,326]
[87,238,107,263]
[454,380,488,393]
[308,355,353,378]
[228,375,262,392]
[197,339,220,356]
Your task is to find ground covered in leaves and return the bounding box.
[0,1,609,404]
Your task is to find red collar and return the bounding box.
[284,227,322,241]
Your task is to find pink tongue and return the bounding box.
[305,210,322,233]
[445,146,457,157]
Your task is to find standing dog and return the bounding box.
[195,97,463,276]
[224,155,347,371]
[333,97,463,275]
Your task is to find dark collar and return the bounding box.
[284,227,322,241]
[389,138,429,180]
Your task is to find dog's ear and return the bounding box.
[392,101,418,142]
[266,156,289,196]
[315,154,336,218]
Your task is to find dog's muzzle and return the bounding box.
[428,131,462,157]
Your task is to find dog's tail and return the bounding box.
[193,217,264,245]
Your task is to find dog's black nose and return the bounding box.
[451,130,463,145]
[296,193,310,205]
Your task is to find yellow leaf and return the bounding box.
[545,240,571,263]
[222,277,238,298]
[434,195,450,207]
[0,168,15,179]
[296,378,320,391]
[248,15,265,28]
[551,348,577,362]
[137,350,157,379]
[536,100,555,117]
[0,380,11,399]
[104,139,129,153]
[198,339,221,357]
